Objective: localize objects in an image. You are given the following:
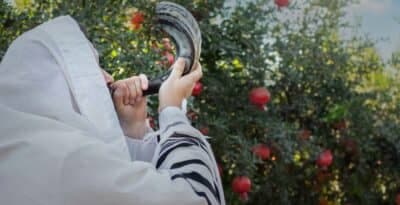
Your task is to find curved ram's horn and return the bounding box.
[143,1,202,96]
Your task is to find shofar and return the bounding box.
[143,1,202,96]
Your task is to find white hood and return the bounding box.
[0,16,129,157]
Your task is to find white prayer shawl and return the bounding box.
[0,16,225,205]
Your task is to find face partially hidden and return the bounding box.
[87,41,114,85]
[80,24,114,86]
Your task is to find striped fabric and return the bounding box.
[154,108,225,205]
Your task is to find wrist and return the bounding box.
[158,99,182,112]
[158,106,190,134]
[121,121,147,140]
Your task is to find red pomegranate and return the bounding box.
[316,149,333,169]
[249,87,271,107]
[232,176,251,194]
[396,193,400,205]
[131,12,144,30]
[275,0,289,8]
[200,127,209,135]
[192,82,203,97]
[163,51,174,67]
[252,144,271,160]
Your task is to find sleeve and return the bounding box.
[125,99,187,162]
[125,130,158,162]
[152,107,225,205]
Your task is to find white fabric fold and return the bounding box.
[35,16,129,153]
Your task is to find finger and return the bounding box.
[139,74,149,90]
[134,76,143,99]
[170,58,186,80]
[112,86,125,109]
[126,79,137,105]
[112,81,131,105]
[184,62,203,83]
[121,81,130,105]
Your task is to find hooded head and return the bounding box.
[0,16,127,150]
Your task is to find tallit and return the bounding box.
[0,16,225,205]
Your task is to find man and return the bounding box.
[0,16,225,205]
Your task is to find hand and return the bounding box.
[159,58,203,111]
[111,74,149,139]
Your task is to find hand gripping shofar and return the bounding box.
[143,1,202,96]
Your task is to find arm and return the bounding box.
[125,99,188,162]
[154,107,225,205]
[108,58,225,204]
[109,73,158,161]
[153,58,225,204]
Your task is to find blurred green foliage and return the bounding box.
[1,0,399,204]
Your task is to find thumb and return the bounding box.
[170,58,186,80]
[183,62,202,83]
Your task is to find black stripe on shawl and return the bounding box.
[171,171,221,203]
[156,142,195,168]
[185,179,213,205]
[170,159,213,175]
[160,137,210,157]
[161,133,207,147]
